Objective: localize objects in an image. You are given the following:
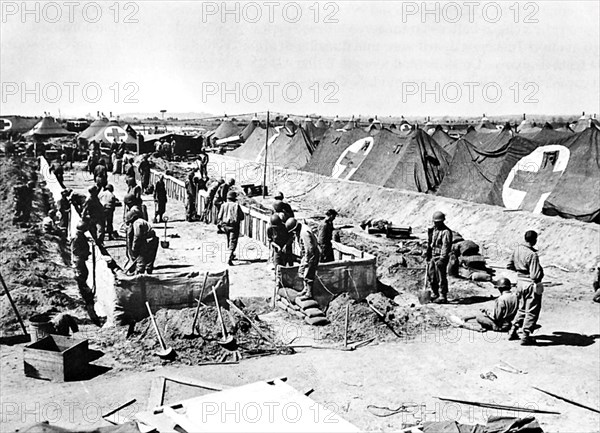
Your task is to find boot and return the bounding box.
[508,326,520,341]
[434,296,448,304]
[430,292,439,302]
[520,334,536,346]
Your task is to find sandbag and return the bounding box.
[303,307,325,318]
[470,272,492,282]
[295,297,319,310]
[460,254,486,266]
[457,240,479,256]
[304,315,330,326]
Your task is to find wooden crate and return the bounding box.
[23,335,89,382]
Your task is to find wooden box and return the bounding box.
[23,335,89,382]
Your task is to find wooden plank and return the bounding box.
[147,376,166,410]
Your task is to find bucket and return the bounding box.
[28,314,54,343]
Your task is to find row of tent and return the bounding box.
[229,117,599,224]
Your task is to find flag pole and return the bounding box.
[262,111,269,198]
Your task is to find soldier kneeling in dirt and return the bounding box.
[125,209,159,275]
[458,278,519,332]
[71,221,100,324]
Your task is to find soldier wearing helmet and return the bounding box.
[272,192,294,222]
[267,213,290,269]
[318,209,338,263]
[426,211,453,303]
[286,218,320,300]
[217,189,245,266]
[125,208,159,274]
[70,220,99,324]
[81,185,105,242]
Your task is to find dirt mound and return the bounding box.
[90,300,292,368]
[0,157,86,337]
[320,293,448,343]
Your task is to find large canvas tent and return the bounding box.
[229,125,314,169]
[24,117,75,139]
[542,125,600,222]
[519,122,573,145]
[431,125,457,157]
[87,119,138,145]
[303,128,449,193]
[0,116,40,138]
[213,118,241,140]
[78,117,108,141]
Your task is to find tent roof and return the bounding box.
[240,121,259,142]
[302,127,370,175]
[432,126,458,157]
[213,119,241,140]
[229,125,278,162]
[88,120,137,144]
[78,118,108,140]
[25,117,75,138]
[0,116,40,134]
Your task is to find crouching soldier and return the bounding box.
[459,278,518,332]
[217,191,245,266]
[71,222,100,324]
[286,218,320,300]
[125,209,159,275]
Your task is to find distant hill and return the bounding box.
[119,112,214,121]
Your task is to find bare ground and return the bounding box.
[0,160,599,432]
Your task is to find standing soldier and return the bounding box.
[71,221,99,324]
[286,218,320,300]
[57,189,71,233]
[273,192,295,221]
[217,191,245,266]
[426,211,453,304]
[202,179,220,223]
[212,178,227,222]
[198,148,209,180]
[154,174,168,223]
[81,185,105,243]
[125,209,159,274]
[508,230,545,346]
[267,213,290,270]
[99,184,119,240]
[93,159,108,190]
[318,209,338,263]
[185,169,199,222]
[138,155,153,193]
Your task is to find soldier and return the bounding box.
[57,189,71,233]
[138,154,154,193]
[508,230,545,346]
[426,211,453,304]
[286,218,320,300]
[153,174,168,223]
[202,179,220,223]
[267,213,290,269]
[125,209,159,274]
[217,191,245,266]
[93,159,108,189]
[198,148,209,179]
[99,184,119,240]
[460,278,519,332]
[81,185,105,242]
[318,209,338,263]
[212,178,226,222]
[71,221,99,324]
[185,169,200,222]
[273,192,294,221]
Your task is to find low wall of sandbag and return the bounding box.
[206,154,600,271]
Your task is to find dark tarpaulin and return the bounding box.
[519,123,573,145]
[229,125,277,162]
[543,125,600,223]
[265,126,315,170]
[437,136,541,205]
[463,126,513,153]
[432,125,458,157]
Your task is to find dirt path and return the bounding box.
[1,163,599,432]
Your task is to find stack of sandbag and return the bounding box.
[276,287,329,326]
[448,238,494,282]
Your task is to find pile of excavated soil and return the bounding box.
[0,157,87,337]
[320,293,448,343]
[89,300,293,368]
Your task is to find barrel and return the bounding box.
[28,314,54,343]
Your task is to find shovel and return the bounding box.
[417,262,431,305]
[211,284,235,348]
[160,216,170,249]
[145,301,175,359]
[183,272,209,339]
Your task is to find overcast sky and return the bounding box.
[1,1,599,118]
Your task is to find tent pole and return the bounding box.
[262,111,269,199]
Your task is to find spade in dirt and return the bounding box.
[212,284,237,350]
[184,272,209,339]
[145,301,176,360]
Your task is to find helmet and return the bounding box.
[326,209,338,217]
[88,185,98,195]
[432,211,445,222]
[274,191,284,200]
[285,218,299,232]
[228,178,235,186]
[273,202,284,213]
[125,209,141,224]
[76,221,88,232]
[218,178,225,184]
[496,277,512,290]
[123,193,136,206]
[227,190,237,200]
[270,214,282,225]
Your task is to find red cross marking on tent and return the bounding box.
[106,127,126,141]
[509,162,564,212]
[0,119,11,131]
[338,148,369,178]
